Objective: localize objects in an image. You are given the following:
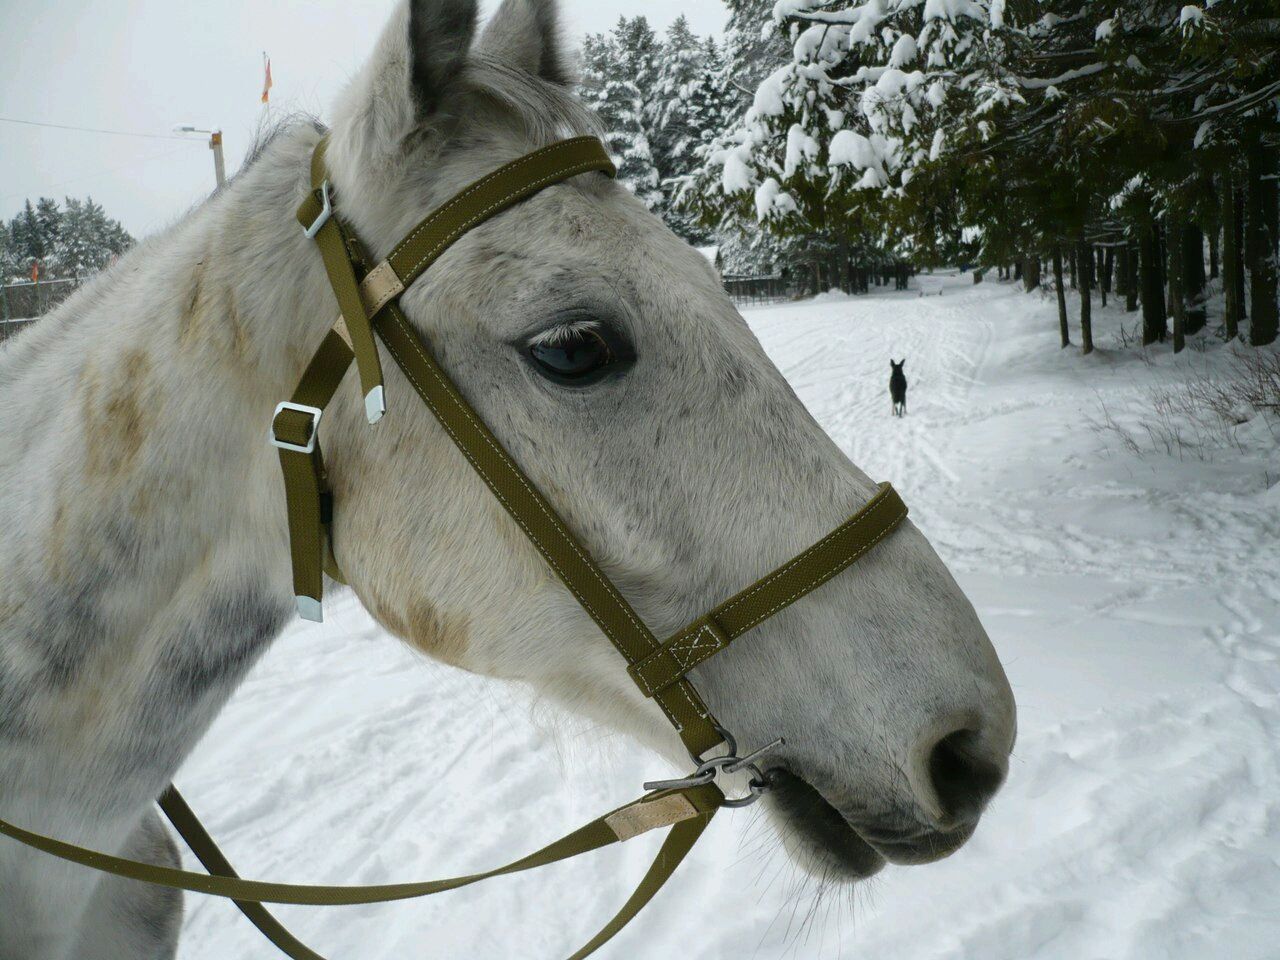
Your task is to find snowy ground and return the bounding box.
[177,273,1280,960]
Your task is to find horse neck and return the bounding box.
[0,122,338,830]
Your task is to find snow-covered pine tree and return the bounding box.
[4,196,132,281]
[722,0,791,105]
[654,23,732,243]
[55,197,131,278]
[579,18,664,213]
[677,0,806,276]
[8,200,53,273]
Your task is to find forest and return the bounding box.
[582,0,1279,351]
[1,195,133,282]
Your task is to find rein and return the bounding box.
[0,135,908,958]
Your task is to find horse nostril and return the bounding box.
[925,728,1006,825]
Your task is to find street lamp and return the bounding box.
[174,125,225,189]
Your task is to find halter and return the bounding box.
[0,135,908,959]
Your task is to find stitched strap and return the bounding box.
[0,135,917,960]
[297,139,385,423]
[374,297,722,757]
[0,784,719,960]
[166,785,714,960]
[271,330,355,612]
[0,784,719,903]
[387,137,616,287]
[628,484,909,697]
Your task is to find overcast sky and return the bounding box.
[0,1,725,237]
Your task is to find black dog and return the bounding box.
[889,359,907,417]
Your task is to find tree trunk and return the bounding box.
[1053,245,1070,347]
[1023,256,1041,291]
[1235,187,1248,319]
[1222,170,1241,341]
[1246,126,1279,345]
[1125,240,1139,312]
[1168,218,1186,353]
[1077,239,1094,354]
[1139,221,1166,344]
[1069,248,1077,290]
[1181,223,1207,334]
[1209,224,1219,280]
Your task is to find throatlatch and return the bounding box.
[0,134,909,960]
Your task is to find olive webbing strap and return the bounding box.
[158,785,717,960]
[0,784,719,948]
[272,330,356,608]
[297,139,385,423]
[385,136,619,288]
[159,787,326,960]
[373,302,723,759]
[628,483,909,698]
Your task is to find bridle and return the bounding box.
[0,135,908,958]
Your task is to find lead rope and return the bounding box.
[0,135,909,960]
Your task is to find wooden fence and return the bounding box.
[722,275,803,306]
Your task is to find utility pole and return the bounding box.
[175,125,226,189]
[210,130,226,188]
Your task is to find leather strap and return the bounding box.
[373,300,724,757]
[272,330,356,610]
[628,484,909,697]
[0,784,719,960]
[387,137,618,287]
[297,141,386,424]
[1,134,912,960]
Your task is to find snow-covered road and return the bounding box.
[178,276,1280,959]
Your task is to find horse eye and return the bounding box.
[527,326,628,385]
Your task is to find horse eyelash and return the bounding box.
[526,320,605,349]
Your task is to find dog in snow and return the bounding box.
[890,359,907,417]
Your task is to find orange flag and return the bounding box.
[30,261,38,283]
[261,54,273,104]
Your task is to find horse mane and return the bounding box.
[459,54,603,144]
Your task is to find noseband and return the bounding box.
[0,136,908,959]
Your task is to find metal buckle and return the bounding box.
[643,726,784,809]
[269,402,323,454]
[302,180,332,239]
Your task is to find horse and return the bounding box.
[890,358,908,417]
[0,1,1016,957]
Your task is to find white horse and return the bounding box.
[0,1,1016,957]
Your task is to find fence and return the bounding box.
[0,278,84,344]
[1,277,81,321]
[722,275,802,306]
[0,317,39,343]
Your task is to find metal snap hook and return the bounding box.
[643,733,785,808]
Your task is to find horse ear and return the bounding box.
[477,0,572,86]
[329,0,477,174]
[408,0,480,114]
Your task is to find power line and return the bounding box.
[0,116,190,141]
[0,143,196,209]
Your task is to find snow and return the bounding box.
[889,34,918,68]
[176,276,1280,959]
[720,144,755,194]
[754,178,798,220]
[752,66,791,117]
